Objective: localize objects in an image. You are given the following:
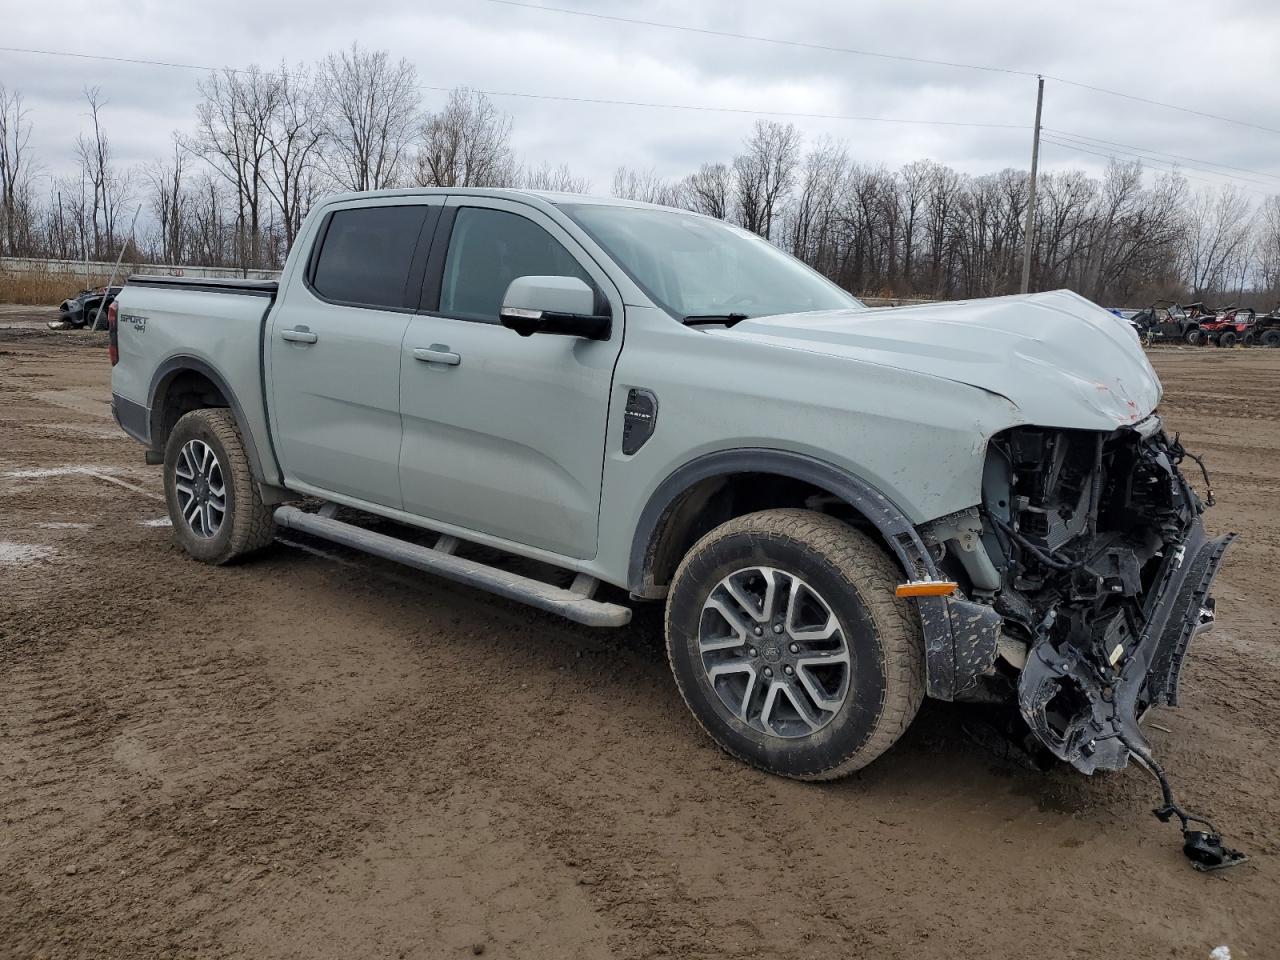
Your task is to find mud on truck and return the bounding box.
[107,188,1243,870]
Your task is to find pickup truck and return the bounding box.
[109,187,1232,795]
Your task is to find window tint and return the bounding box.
[439,207,590,322]
[310,205,427,309]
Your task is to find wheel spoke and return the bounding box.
[697,564,851,740]
[701,597,751,651]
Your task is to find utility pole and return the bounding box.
[1020,75,1044,294]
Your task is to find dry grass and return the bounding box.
[0,266,114,307]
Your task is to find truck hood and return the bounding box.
[714,289,1160,430]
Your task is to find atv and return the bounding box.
[1247,304,1280,347]
[1201,306,1255,347]
[1131,300,1214,345]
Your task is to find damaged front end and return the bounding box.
[968,417,1233,774]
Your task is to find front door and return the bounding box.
[398,198,623,559]
[268,199,438,508]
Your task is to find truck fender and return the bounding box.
[626,448,992,702]
[147,356,270,483]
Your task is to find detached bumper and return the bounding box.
[1018,518,1234,774]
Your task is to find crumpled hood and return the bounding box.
[714,289,1161,430]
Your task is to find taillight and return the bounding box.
[107,301,119,366]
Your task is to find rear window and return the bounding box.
[309,205,428,309]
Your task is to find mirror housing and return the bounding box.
[499,276,610,341]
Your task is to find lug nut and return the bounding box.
[748,647,757,657]
[772,623,784,634]
[763,667,773,678]
[753,626,763,636]
[784,665,794,676]
[789,643,799,654]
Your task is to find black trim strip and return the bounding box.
[628,448,938,596]
[111,393,149,445]
[127,275,278,297]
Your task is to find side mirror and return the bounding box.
[499,276,611,341]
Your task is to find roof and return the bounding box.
[318,186,692,215]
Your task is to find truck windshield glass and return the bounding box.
[560,204,859,321]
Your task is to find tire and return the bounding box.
[163,408,275,564]
[1219,331,1238,348]
[665,508,924,781]
[1263,330,1280,348]
[1243,333,1256,347]
[1185,328,1205,346]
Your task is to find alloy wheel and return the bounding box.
[174,439,226,539]
[697,566,852,738]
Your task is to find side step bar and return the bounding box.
[273,506,632,628]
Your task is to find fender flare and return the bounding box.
[147,356,268,481]
[627,447,997,702]
[626,448,940,596]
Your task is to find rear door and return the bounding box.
[397,197,623,559]
[268,198,440,508]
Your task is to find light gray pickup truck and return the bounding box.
[109,188,1233,811]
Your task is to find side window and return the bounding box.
[439,207,591,322]
[309,205,428,309]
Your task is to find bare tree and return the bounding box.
[318,44,419,192]
[415,88,518,188]
[611,166,685,207]
[263,63,324,250]
[187,66,283,270]
[144,137,188,264]
[1183,184,1254,298]
[520,161,590,193]
[734,120,800,238]
[0,83,39,256]
[73,87,131,260]
[683,162,734,220]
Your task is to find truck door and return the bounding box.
[398,198,623,560]
[268,198,439,508]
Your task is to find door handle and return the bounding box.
[413,346,461,366]
[280,327,318,344]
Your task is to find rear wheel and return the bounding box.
[1185,327,1205,346]
[1263,330,1280,348]
[665,509,924,780]
[163,408,275,564]
[1219,331,1238,348]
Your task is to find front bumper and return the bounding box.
[1017,518,1234,773]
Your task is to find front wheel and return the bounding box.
[1219,331,1238,348]
[1186,328,1205,346]
[665,509,924,780]
[163,408,276,564]
[1263,330,1280,348]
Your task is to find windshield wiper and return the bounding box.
[682,313,750,327]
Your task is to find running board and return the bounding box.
[273,506,632,628]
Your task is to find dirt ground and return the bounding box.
[1,301,1278,960]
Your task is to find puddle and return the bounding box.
[0,542,57,566]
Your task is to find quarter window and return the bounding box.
[439,207,590,322]
[310,205,428,309]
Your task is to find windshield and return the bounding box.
[559,203,860,321]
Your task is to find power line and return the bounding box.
[1045,128,1280,182]
[1044,132,1274,190]
[0,45,1028,129]
[487,0,1280,137]
[486,0,1035,77]
[1043,132,1275,189]
[1038,137,1275,196]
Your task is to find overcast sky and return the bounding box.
[3,0,1278,200]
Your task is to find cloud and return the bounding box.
[2,0,1277,199]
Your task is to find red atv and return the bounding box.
[1201,306,1256,347]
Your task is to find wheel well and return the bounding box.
[150,369,229,453]
[639,471,903,597]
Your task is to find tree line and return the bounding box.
[1,44,1276,306]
